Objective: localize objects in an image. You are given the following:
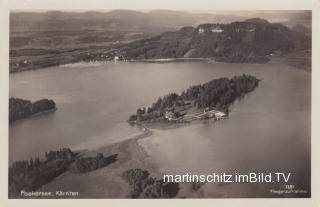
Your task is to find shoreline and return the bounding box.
[36,126,204,198]
[129,57,212,63]
[37,129,166,198]
[9,54,311,75]
[10,58,214,73]
[9,107,57,124]
[128,118,222,131]
[10,56,311,75]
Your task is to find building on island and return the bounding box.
[165,111,177,121]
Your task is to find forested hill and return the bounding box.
[120,18,311,64]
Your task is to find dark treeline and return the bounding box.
[129,74,260,122]
[122,168,179,198]
[9,148,76,197]
[9,97,56,122]
[182,74,260,109]
[70,153,118,173]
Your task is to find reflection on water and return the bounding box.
[10,61,310,197]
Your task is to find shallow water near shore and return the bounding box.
[9,61,310,197]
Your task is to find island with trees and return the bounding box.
[9,97,56,122]
[128,74,260,128]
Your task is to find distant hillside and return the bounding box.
[10,10,310,50]
[120,18,310,64]
[9,10,241,33]
[9,10,242,49]
[281,11,311,29]
[9,11,311,72]
[10,10,311,33]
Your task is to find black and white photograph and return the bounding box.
[5,1,313,200]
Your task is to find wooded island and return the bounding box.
[129,74,260,127]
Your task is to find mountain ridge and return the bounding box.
[119,18,310,64]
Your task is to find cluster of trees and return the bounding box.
[128,93,185,122]
[129,74,259,122]
[70,153,118,173]
[45,148,75,161]
[10,158,42,175]
[9,148,76,197]
[182,74,260,110]
[122,168,179,198]
[10,148,75,176]
[9,97,56,122]
[123,27,195,59]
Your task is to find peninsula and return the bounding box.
[128,74,260,128]
[9,148,77,197]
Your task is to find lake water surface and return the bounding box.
[9,61,311,197]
